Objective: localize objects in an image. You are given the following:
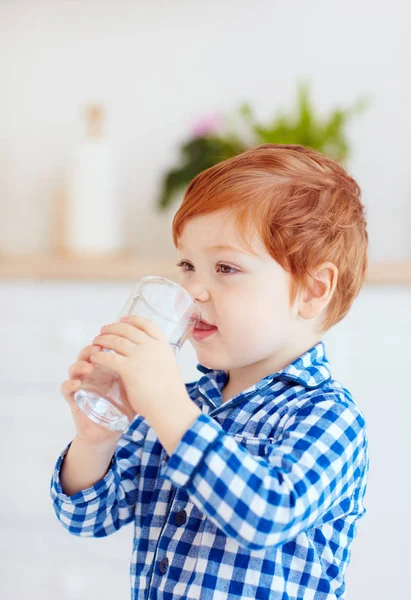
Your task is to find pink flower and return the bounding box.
[190,112,223,138]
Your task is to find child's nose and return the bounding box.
[184,281,211,303]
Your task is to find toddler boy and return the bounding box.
[51,144,369,599]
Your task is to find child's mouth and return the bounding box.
[192,320,218,341]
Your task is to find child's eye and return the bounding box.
[175,261,238,275]
[218,263,237,275]
[175,260,193,272]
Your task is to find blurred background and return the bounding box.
[1,1,410,598]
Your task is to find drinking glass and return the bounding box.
[74,275,201,431]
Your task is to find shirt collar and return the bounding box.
[196,340,332,393]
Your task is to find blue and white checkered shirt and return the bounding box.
[50,341,368,599]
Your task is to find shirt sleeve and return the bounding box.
[49,414,150,537]
[161,395,368,551]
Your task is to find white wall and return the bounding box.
[0,0,410,260]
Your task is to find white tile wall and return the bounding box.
[1,281,410,599]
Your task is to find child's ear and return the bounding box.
[299,262,338,320]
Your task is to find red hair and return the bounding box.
[172,144,368,332]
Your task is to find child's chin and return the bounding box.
[196,353,228,372]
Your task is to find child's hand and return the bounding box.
[89,316,190,422]
[61,344,124,448]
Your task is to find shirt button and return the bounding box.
[174,510,187,526]
[159,557,169,574]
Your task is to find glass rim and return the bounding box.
[135,275,202,323]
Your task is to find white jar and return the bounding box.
[65,104,124,256]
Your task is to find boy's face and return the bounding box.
[176,210,304,372]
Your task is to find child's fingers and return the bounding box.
[68,360,94,380]
[76,344,102,362]
[63,345,101,411]
[60,379,82,408]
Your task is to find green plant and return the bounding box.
[157,81,370,211]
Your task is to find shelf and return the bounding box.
[0,253,180,281]
[364,261,411,285]
[0,254,410,285]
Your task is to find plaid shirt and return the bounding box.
[50,341,368,599]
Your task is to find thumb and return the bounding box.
[61,379,82,412]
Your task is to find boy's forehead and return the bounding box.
[177,212,264,255]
